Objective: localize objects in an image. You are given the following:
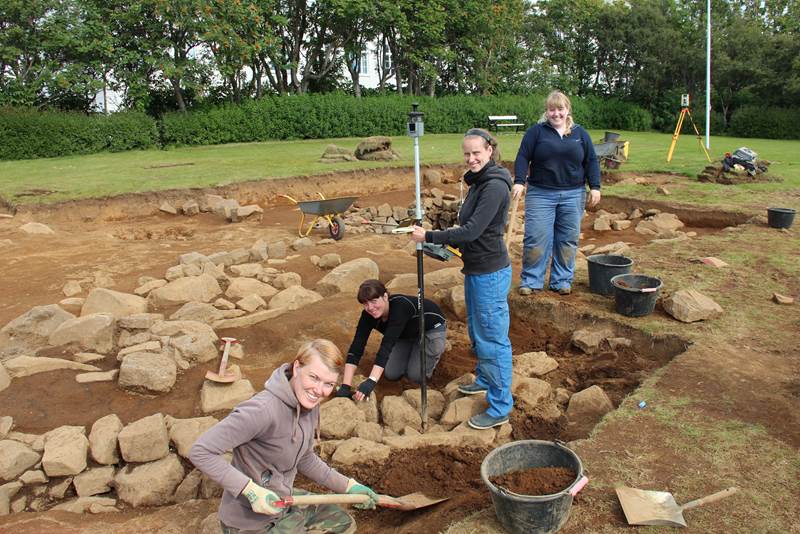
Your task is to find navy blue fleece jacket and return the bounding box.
[513,122,601,190]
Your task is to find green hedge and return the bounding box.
[728,106,800,140]
[0,109,159,160]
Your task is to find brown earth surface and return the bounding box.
[489,467,577,497]
[1,167,798,533]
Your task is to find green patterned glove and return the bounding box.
[345,478,379,510]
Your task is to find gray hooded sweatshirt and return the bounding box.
[189,363,350,530]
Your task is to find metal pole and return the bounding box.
[413,134,428,431]
[705,0,711,149]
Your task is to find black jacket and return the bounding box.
[426,160,511,275]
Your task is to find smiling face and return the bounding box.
[463,136,493,173]
[362,292,389,320]
[291,353,339,410]
[546,104,569,130]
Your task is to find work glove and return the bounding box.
[334,384,353,398]
[241,479,281,515]
[355,378,377,400]
[346,478,379,510]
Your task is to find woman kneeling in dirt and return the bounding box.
[336,279,447,401]
[189,339,378,533]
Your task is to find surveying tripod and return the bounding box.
[667,94,711,162]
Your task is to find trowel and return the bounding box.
[616,486,738,527]
[205,337,242,383]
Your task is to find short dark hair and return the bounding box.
[357,279,388,303]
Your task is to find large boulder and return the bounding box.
[381,396,422,433]
[118,414,170,463]
[89,414,123,465]
[225,278,278,301]
[42,426,88,477]
[0,440,40,481]
[81,288,148,319]
[113,454,185,507]
[268,286,324,311]
[0,305,75,361]
[439,396,488,428]
[48,313,115,354]
[73,466,115,497]
[425,267,464,289]
[164,416,218,459]
[513,377,553,410]
[566,385,614,426]
[118,352,177,393]
[331,438,391,465]
[200,379,255,413]
[445,285,467,321]
[514,351,559,377]
[401,389,446,421]
[355,136,399,161]
[663,289,723,323]
[319,398,366,440]
[316,258,379,297]
[635,213,684,237]
[169,302,224,324]
[148,274,222,308]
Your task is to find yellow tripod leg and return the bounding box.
[686,109,712,162]
[667,109,686,162]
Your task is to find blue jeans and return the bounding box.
[464,265,513,418]
[521,186,586,290]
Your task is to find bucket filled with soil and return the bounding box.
[480,440,588,534]
[610,273,663,317]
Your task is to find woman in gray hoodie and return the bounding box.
[190,339,378,533]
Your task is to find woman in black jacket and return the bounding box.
[411,128,513,430]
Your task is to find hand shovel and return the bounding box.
[276,492,448,511]
[205,337,242,383]
[616,486,738,527]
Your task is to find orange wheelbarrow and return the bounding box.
[280,193,357,240]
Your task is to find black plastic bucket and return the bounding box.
[481,440,588,534]
[767,207,796,229]
[610,274,662,317]
[587,254,634,296]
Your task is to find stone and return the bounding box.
[250,240,269,262]
[268,241,287,259]
[1,481,23,515]
[663,289,723,323]
[180,252,210,266]
[81,288,148,319]
[612,219,632,231]
[52,496,118,514]
[443,373,475,402]
[445,285,467,321]
[513,377,552,410]
[72,352,105,363]
[59,297,85,314]
[439,396,488,428]
[74,466,115,496]
[212,308,286,329]
[225,278,278,300]
[48,477,73,499]
[320,398,366,439]
[700,257,729,268]
[592,241,631,256]
[292,237,314,251]
[19,469,47,485]
[317,253,342,269]
[169,302,224,324]
[170,333,219,364]
[19,222,55,235]
[114,454,185,507]
[63,280,83,297]
[0,363,8,393]
[450,422,499,447]
[159,201,177,215]
[203,261,229,281]
[229,248,252,265]
[0,440,40,481]
[173,469,202,503]
[269,286,323,311]
[354,394,379,424]
[425,267,464,288]
[656,186,670,195]
[201,379,255,413]
[381,396,422,433]
[0,416,11,439]
[230,263,264,278]
[423,169,443,186]
[3,356,100,378]
[0,304,75,361]
[119,352,177,393]
[237,294,267,312]
[148,274,222,308]
[635,213,684,236]
[165,416,218,459]
[386,273,417,291]
[48,313,115,354]
[773,293,794,305]
[332,438,391,465]
[42,426,88,477]
[571,328,612,354]
[316,258,379,296]
[214,298,236,310]
[514,351,558,377]
[11,495,26,513]
[593,217,612,231]
[89,414,123,465]
[383,429,491,450]
[5,432,44,452]
[402,389,446,421]
[201,194,225,213]
[555,388,571,405]
[118,414,170,463]
[355,422,383,442]
[164,265,184,281]
[180,200,199,216]
[118,313,164,330]
[566,385,614,425]
[75,370,118,383]
[272,272,302,290]
[117,340,161,360]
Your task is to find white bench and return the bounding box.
[488,115,525,133]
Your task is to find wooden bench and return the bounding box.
[488,115,525,133]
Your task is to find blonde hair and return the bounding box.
[540,90,574,136]
[464,128,501,162]
[294,339,344,374]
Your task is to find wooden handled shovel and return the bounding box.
[276,492,448,511]
[505,192,522,249]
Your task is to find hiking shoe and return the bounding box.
[468,412,509,430]
[558,287,571,295]
[518,287,542,296]
[458,382,488,395]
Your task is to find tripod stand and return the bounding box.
[667,106,711,162]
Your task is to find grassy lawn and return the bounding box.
[0,130,798,207]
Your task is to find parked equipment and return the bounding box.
[616,486,738,527]
[594,131,630,169]
[276,492,448,511]
[205,337,241,383]
[281,193,358,240]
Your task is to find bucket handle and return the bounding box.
[569,475,589,497]
[640,287,659,293]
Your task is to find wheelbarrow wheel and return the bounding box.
[330,216,346,240]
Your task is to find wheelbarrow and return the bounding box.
[280,193,357,240]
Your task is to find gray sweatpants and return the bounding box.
[383,325,447,383]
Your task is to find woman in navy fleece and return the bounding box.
[512,90,601,295]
